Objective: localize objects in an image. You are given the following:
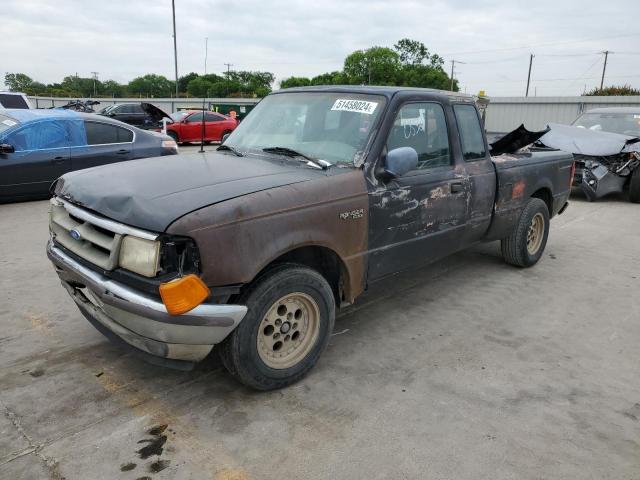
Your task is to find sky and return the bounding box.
[3,0,639,97]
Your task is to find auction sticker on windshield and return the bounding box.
[331,99,378,115]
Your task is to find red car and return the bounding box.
[165,111,238,144]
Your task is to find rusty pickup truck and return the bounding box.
[47,86,573,390]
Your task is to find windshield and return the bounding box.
[224,92,386,165]
[0,114,19,136]
[170,111,189,122]
[98,105,116,114]
[572,112,640,137]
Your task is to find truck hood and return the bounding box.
[53,152,317,232]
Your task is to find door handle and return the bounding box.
[450,182,464,193]
[116,149,130,155]
[51,156,66,164]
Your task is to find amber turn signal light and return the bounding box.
[159,274,210,316]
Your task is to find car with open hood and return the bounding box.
[98,102,170,130]
[46,86,573,390]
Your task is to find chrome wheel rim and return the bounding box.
[257,292,320,369]
[527,213,545,255]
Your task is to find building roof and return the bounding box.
[584,107,640,114]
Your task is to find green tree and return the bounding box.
[127,74,174,97]
[101,80,127,97]
[178,72,199,94]
[394,38,429,65]
[4,73,35,92]
[311,71,346,85]
[343,47,401,85]
[584,85,640,96]
[186,77,215,97]
[280,76,312,89]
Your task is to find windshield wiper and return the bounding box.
[216,144,243,156]
[262,146,331,170]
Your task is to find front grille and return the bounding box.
[49,200,122,270]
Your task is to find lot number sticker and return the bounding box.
[331,99,378,115]
[2,119,17,126]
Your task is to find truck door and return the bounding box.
[367,102,471,281]
[451,104,497,246]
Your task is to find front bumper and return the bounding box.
[47,241,247,368]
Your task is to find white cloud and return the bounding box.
[2,0,639,95]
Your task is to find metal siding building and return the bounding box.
[25,94,640,134]
[484,96,640,133]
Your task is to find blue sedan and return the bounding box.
[0,109,178,202]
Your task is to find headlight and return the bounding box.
[118,236,161,277]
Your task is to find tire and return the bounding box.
[501,198,550,267]
[219,264,335,390]
[166,130,179,143]
[220,130,232,143]
[629,168,640,203]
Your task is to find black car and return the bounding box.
[0,108,178,203]
[98,102,169,129]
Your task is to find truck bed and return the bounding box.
[484,150,574,241]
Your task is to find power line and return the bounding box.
[441,33,640,56]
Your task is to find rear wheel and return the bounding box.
[219,264,335,390]
[629,168,640,203]
[501,198,550,267]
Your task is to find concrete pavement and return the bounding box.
[1,183,639,479]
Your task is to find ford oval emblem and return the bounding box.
[69,229,82,241]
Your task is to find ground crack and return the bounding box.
[1,399,64,479]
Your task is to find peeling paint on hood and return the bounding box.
[54,152,319,232]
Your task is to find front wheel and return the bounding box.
[219,264,335,390]
[501,198,550,267]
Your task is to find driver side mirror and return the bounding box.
[0,143,15,154]
[381,147,418,180]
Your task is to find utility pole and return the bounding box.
[91,71,99,97]
[600,50,610,91]
[204,37,208,75]
[449,60,465,91]
[172,0,179,98]
[525,54,534,97]
[224,63,233,98]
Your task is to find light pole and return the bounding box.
[91,71,99,97]
[172,0,179,98]
[204,37,208,75]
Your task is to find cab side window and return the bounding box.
[5,121,68,151]
[454,104,487,161]
[386,103,451,170]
